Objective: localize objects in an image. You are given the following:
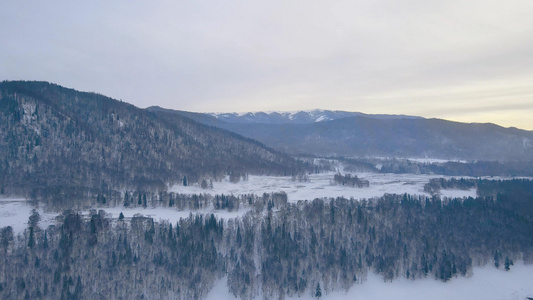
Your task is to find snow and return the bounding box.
[94,206,251,224]
[1,170,477,236]
[440,188,477,199]
[0,170,506,236]
[3,196,532,299]
[0,198,250,235]
[0,198,56,235]
[210,110,335,123]
[523,138,532,149]
[405,158,469,164]
[170,171,480,202]
[206,263,533,300]
[315,115,327,122]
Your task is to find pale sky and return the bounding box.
[1,0,532,130]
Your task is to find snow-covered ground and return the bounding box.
[0,172,485,235]
[367,157,469,164]
[404,158,469,164]
[170,171,477,202]
[206,263,533,300]
[2,172,532,299]
[440,188,478,199]
[0,198,56,235]
[96,206,251,224]
[0,199,251,235]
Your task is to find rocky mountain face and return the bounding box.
[0,81,307,200]
[151,108,533,161]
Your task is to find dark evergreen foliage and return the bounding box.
[333,173,369,187]
[0,180,532,299]
[0,81,310,203]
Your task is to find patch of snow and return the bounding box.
[366,157,469,164]
[315,115,327,122]
[206,263,533,300]
[0,199,56,235]
[0,197,27,202]
[523,138,531,149]
[0,199,250,236]
[97,206,250,224]
[440,188,478,199]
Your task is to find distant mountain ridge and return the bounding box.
[0,81,307,200]
[206,109,421,124]
[149,107,533,162]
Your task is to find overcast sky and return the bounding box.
[1,0,532,130]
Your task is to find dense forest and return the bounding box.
[1,179,532,299]
[339,157,533,177]
[0,81,311,202]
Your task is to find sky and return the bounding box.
[1,0,532,130]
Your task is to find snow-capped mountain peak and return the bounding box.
[208,109,418,124]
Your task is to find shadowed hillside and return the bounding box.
[0,81,308,201]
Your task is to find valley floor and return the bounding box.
[1,169,531,299]
[1,171,480,235]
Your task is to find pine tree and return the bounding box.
[494,251,500,268]
[504,256,513,271]
[124,191,130,207]
[315,283,322,298]
[27,227,34,249]
[43,230,48,249]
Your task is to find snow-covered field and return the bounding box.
[2,170,532,299]
[170,171,477,202]
[440,188,477,199]
[0,198,56,235]
[404,158,469,164]
[206,263,533,300]
[0,199,251,235]
[366,157,469,164]
[0,171,484,235]
[96,206,251,224]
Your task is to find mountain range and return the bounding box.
[207,109,421,124]
[150,108,533,161]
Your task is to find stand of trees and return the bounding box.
[424,178,477,195]
[336,157,533,177]
[1,179,532,299]
[333,173,369,188]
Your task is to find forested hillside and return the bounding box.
[1,179,532,299]
[0,81,308,201]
